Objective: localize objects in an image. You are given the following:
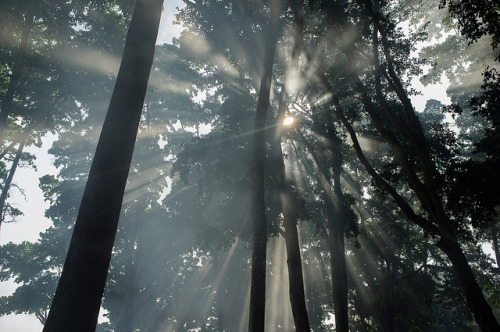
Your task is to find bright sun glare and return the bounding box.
[283,117,294,126]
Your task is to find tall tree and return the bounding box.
[304,0,500,329]
[270,88,312,331]
[43,0,164,330]
[249,0,286,330]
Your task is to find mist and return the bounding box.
[0,0,499,331]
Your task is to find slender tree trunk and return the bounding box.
[381,264,397,332]
[0,140,25,230]
[43,0,163,330]
[436,232,500,332]
[303,7,498,327]
[308,100,349,332]
[268,21,311,326]
[282,206,311,332]
[296,122,349,332]
[271,123,311,331]
[325,199,349,332]
[491,223,499,267]
[0,16,33,143]
[0,140,17,160]
[330,124,349,332]
[291,1,348,327]
[363,2,500,328]
[248,1,284,331]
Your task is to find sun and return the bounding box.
[283,117,294,126]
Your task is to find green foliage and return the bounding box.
[440,0,500,51]
[0,0,499,330]
[446,68,500,233]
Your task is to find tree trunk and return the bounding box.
[282,207,311,332]
[248,1,284,331]
[0,140,25,230]
[268,25,310,328]
[309,101,349,332]
[326,197,349,332]
[295,121,350,332]
[491,222,499,267]
[271,122,311,331]
[0,16,33,143]
[380,264,396,332]
[43,0,163,331]
[0,140,18,160]
[437,232,500,332]
[330,138,349,332]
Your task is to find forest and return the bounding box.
[0,0,499,331]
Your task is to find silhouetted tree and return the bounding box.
[43,0,164,330]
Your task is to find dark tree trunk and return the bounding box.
[0,140,25,230]
[282,204,311,332]
[363,2,500,328]
[329,129,349,332]
[248,1,284,331]
[380,265,396,332]
[0,140,18,160]
[436,232,500,332]
[491,223,499,267]
[270,115,311,331]
[309,101,349,332]
[299,1,500,329]
[295,121,349,332]
[267,13,311,326]
[0,16,33,143]
[325,198,349,332]
[43,0,163,330]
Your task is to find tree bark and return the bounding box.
[308,100,349,332]
[270,111,311,331]
[0,16,33,143]
[436,232,500,332]
[282,201,311,332]
[327,178,349,332]
[248,1,283,330]
[0,140,18,160]
[0,140,25,230]
[491,222,499,267]
[43,0,163,330]
[295,124,349,332]
[267,7,311,325]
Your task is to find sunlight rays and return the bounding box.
[179,32,240,79]
[266,236,294,331]
[54,46,121,76]
[159,238,251,331]
[184,238,241,330]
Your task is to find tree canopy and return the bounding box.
[0,0,499,331]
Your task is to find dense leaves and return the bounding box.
[0,0,499,331]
